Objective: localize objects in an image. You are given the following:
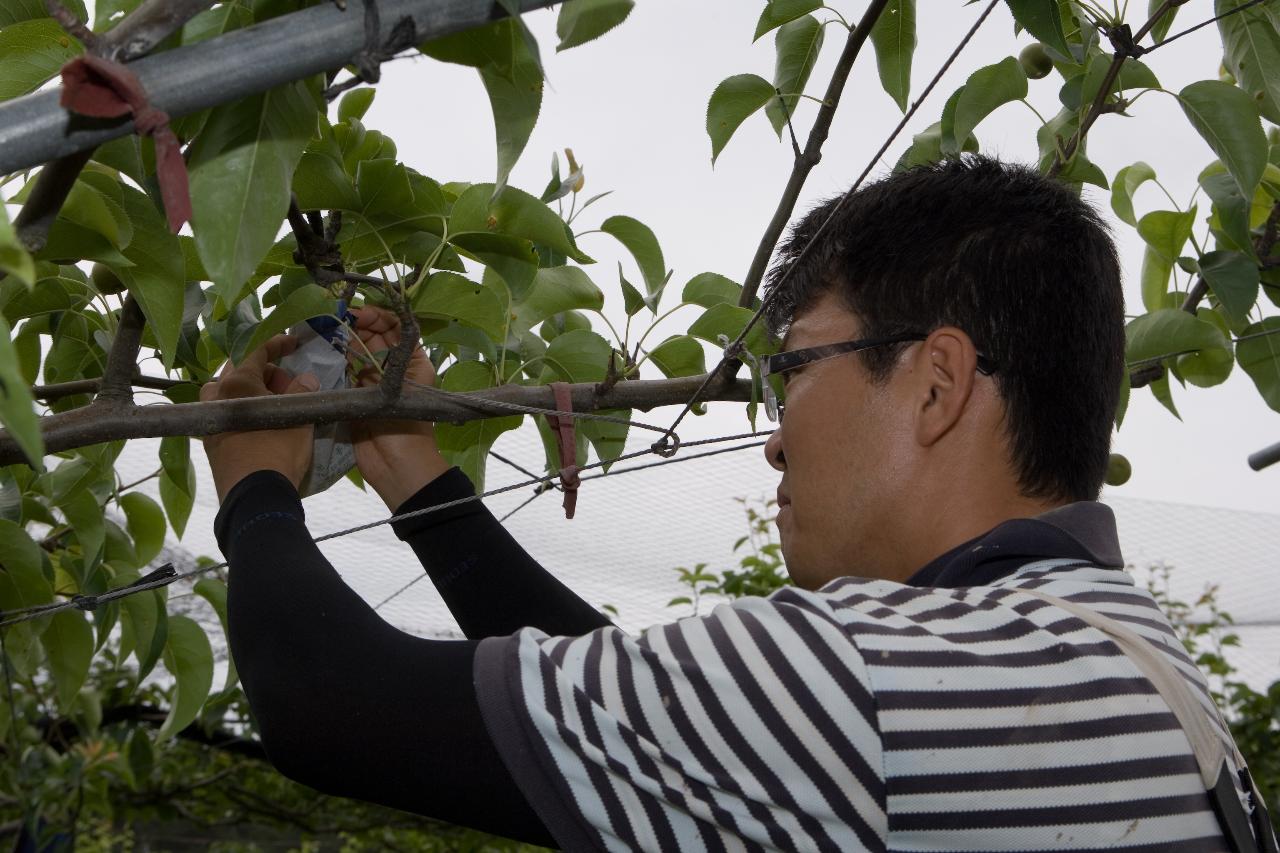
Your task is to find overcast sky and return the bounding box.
[347,0,1278,512]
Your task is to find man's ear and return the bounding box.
[912,326,979,447]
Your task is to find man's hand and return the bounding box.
[200,335,319,502]
[347,306,450,510]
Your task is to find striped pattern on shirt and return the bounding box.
[475,559,1254,852]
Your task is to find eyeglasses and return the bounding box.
[759,333,998,422]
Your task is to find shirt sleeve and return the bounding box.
[473,593,889,852]
[389,466,612,638]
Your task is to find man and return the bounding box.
[202,157,1276,851]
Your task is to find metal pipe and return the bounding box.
[1247,440,1280,471]
[0,0,559,175]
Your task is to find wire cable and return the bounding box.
[0,430,774,628]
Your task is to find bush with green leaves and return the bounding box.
[2,0,1280,846]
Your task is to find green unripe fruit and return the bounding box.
[1018,43,1053,80]
[90,263,127,295]
[1104,453,1132,487]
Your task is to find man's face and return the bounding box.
[763,291,916,590]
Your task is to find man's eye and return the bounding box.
[781,367,802,386]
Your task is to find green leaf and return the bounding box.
[109,180,186,369]
[60,488,105,571]
[556,0,633,51]
[688,303,773,357]
[706,74,776,165]
[42,611,94,713]
[293,146,360,212]
[0,316,44,469]
[0,18,82,102]
[1176,309,1235,388]
[1139,246,1174,314]
[1179,80,1267,198]
[120,492,166,566]
[895,117,978,171]
[419,18,518,75]
[600,215,666,296]
[618,265,645,316]
[158,614,214,739]
[1237,318,1280,411]
[412,272,506,340]
[119,581,166,680]
[450,233,538,299]
[753,0,820,41]
[1126,308,1232,370]
[1147,0,1180,43]
[1111,161,1156,227]
[1198,249,1260,328]
[0,519,52,608]
[1056,150,1108,190]
[513,266,604,330]
[1,0,86,26]
[1200,169,1254,255]
[682,272,744,308]
[0,204,36,290]
[869,0,916,112]
[540,328,613,383]
[1217,0,1280,125]
[1149,370,1180,419]
[1136,208,1196,310]
[944,57,1027,155]
[231,284,334,364]
[478,36,543,193]
[451,183,590,264]
[648,335,707,378]
[766,15,825,137]
[193,578,238,691]
[188,79,318,306]
[60,177,132,251]
[337,87,375,123]
[1005,0,1072,56]
[434,361,522,491]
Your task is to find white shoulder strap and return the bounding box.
[1016,587,1238,787]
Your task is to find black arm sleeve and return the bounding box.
[389,467,612,638]
[216,470,555,847]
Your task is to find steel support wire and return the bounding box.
[0,0,561,175]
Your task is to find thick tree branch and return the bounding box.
[0,375,754,465]
[738,0,892,311]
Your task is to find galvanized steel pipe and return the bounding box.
[0,0,559,175]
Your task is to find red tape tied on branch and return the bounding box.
[545,382,581,519]
[60,55,192,233]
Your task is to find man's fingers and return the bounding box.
[287,372,320,394]
[350,306,399,335]
[199,378,219,402]
[240,333,299,375]
[263,363,293,395]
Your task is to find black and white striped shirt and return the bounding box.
[476,503,1262,851]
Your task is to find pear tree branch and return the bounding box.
[0,375,754,465]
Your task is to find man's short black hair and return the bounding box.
[763,155,1125,503]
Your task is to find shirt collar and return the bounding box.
[905,501,1125,589]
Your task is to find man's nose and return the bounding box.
[764,427,786,471]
